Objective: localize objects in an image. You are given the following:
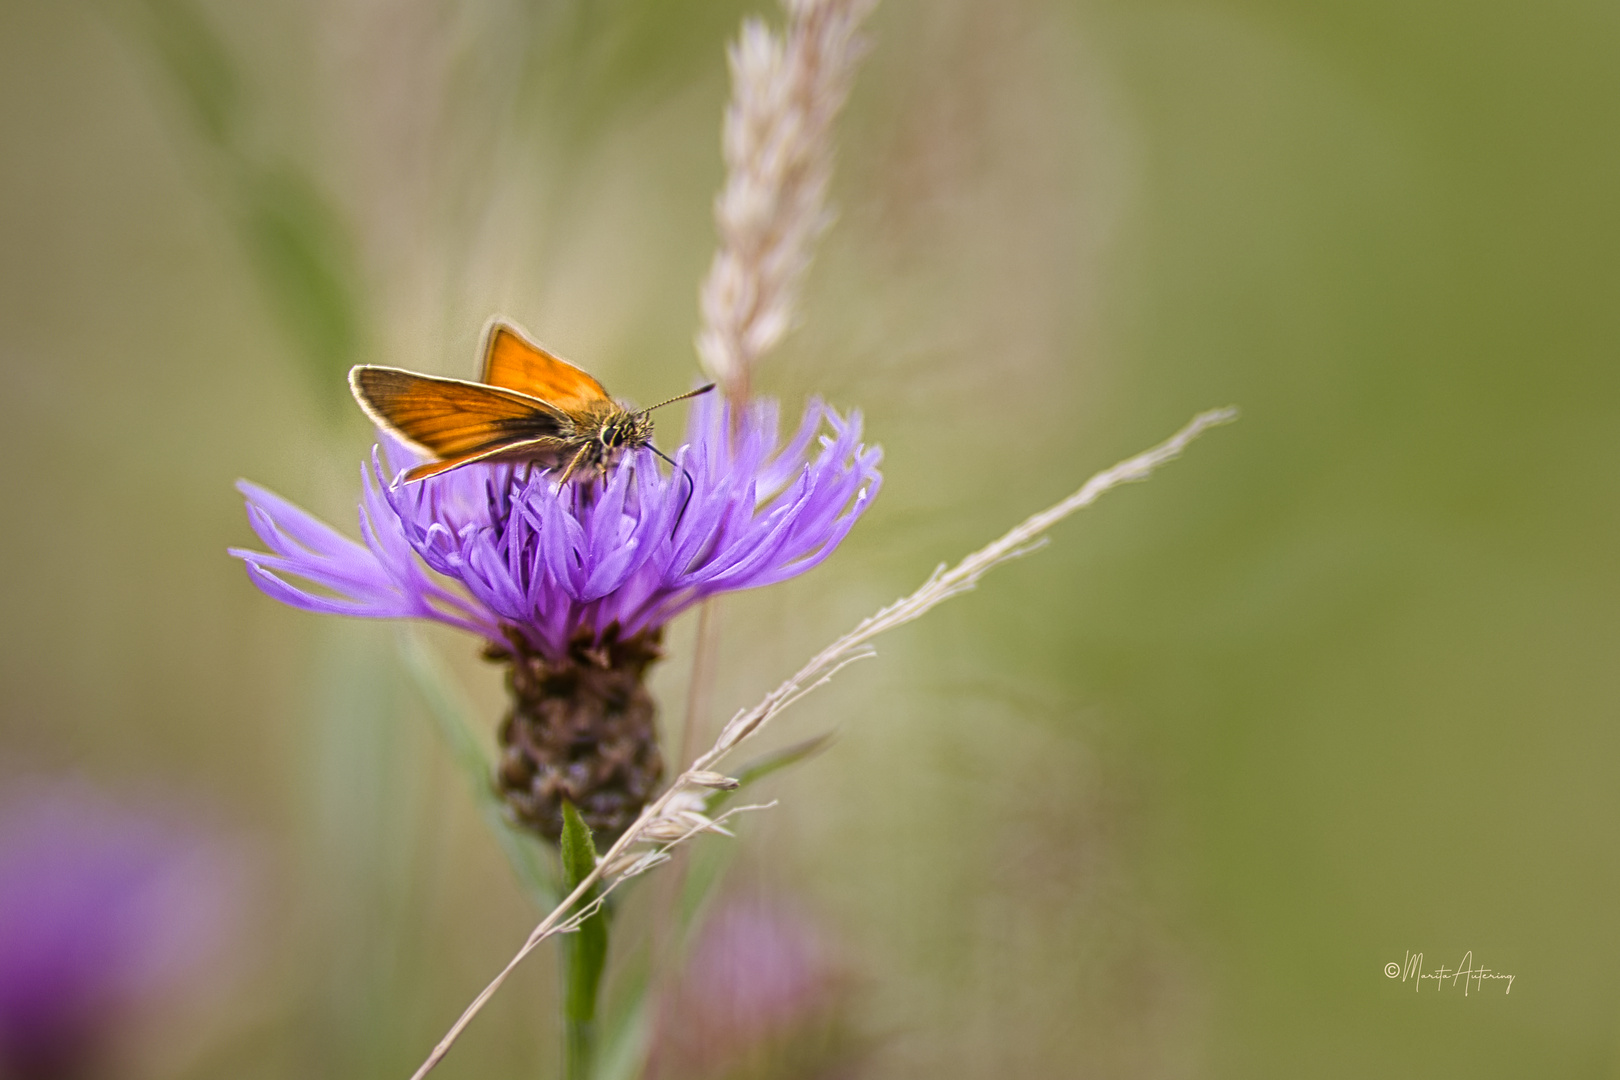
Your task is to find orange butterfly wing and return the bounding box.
[350,366,568,458]
[481,321,613,412]
[398,438,573,483]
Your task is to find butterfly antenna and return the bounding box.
[639,383,716,416]
[649,444,697,535]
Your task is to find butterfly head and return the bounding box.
[600,409,655,453]
[597,383,716,456]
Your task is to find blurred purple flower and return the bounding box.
[232,393,881,660]
[0,782,239,1080]
[648,897,855,1080]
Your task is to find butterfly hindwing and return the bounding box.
[350,366,568,458]
[481,321,613,412]
[400,436,577,482]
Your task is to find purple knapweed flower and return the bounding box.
[232,392,880,659]
[0,781,241,1080]
[232,392,879,839]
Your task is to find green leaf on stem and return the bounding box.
[559,799,598,893]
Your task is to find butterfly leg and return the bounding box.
[555,444,593,486]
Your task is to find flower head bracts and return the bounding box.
[233,392,881,659]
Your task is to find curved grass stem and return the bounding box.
[404,407,1237,1080]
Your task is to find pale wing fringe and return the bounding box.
[406,406,1237,1079]
[697,0,879,399]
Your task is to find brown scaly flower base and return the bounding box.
[488,626,665,843]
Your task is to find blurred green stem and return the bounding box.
[560,803,608,1080]
[127,0,366,413]
[396,629,560,909]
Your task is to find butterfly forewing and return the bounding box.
[350,366,567,458]
[481,322,613,411]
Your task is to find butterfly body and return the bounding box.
[349,321,700,485]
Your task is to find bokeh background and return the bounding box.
[3,0,1618,1077]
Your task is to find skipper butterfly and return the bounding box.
[350,319,712,484]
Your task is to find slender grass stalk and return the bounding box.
[404,406,1238,1080]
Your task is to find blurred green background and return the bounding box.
[2,0,1617,1076]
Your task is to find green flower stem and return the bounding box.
[560,802,609,1080]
